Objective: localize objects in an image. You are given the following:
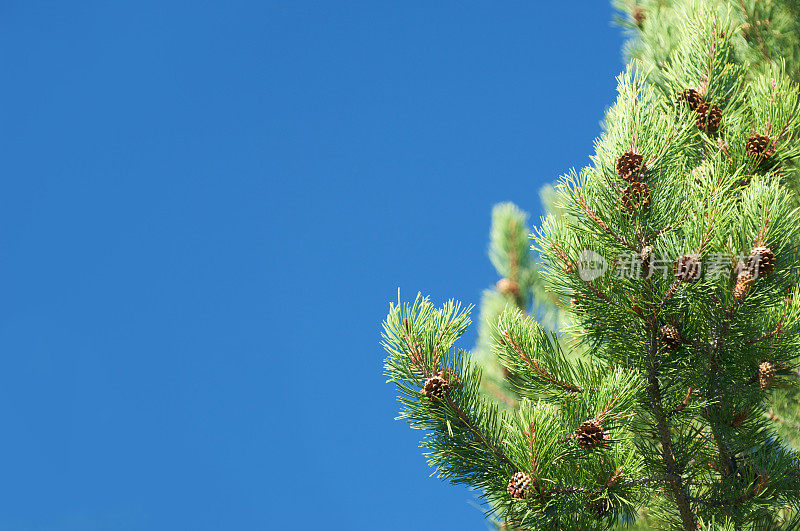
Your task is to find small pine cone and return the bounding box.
[496,277,520,298]
[575,419,607,449]
[751,469,770,495]
[749,246,775,277]
[758,361,776,391]
[659,324,682,351]
[746,134,775,159]
[640,245,653,278]
[506,471,533,499]
[681,88,703,111]
[730,409,750,428]
[422,372,450,399]
[696,101,722,132]
[632,6,646,26]
[621,182,651,212]
[734,270,754,301]
[674,255,701,282]
[615,151,644,181]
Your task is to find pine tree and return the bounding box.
[382,2,800,529]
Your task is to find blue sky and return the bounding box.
[0,2,623,529]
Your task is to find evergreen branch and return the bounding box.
[656,281,681,314]
[500,330,583,394]
[443,394,515,469]
[667,388,694,417]
[645,212,690,246]
[705,304,740,479]
[644,318,698,530]
[742,314,786,345]
[688,486,759,508]
[766,409,800,432]
[738,0,772,63]
[575,191,638,252]
[551,242,621,310]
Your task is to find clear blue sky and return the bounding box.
[0,2,624,529]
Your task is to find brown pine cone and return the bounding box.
[681,88,703,111]
[575,419,607,449]
[749,246,775,277]
[758,361,776,391]
[674,255,701,282]
[423,372,450,399]
[496,277,520,298]
[616,151,644,181]
[506,471,533,499]
[633,6,646,27]
[659,324,682,351]
[734,270,754,301]
[621,182,651,212]
[746,134,775,159]
[696,101,722,132]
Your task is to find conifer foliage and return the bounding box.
[382,2,800,528]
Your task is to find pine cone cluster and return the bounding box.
[681,88,703,111]
[621,182,651,212]
[616,151,645,181]
[734,270,754,301]
[674,255,701,282]
[748,246,775,277]
[496,277,520,297]
[659,324,682,351]
[423,372,450,399]
[758,361,776,391]
[696,101,722,132]
[680,88,722,132]
[507,471,533,499]
[746,134,775,159]
[575,419,607,449]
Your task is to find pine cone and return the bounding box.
[496,278,520,298]
[758,361,776,391]
[632,6,646,26]
[659,324,682,351]
[423,372,450,399]
[696,101,722,132]
[621,182,651,212]
[640,245,653,278]
[575,419,606,449]
[681,88,703,111]
[749,246,775,277]
[734,270,754,301]
[746,134,775,159]
[506,471,533,499]
[616,151,644,181]
[674,255,701,282]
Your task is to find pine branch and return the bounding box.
[443,394,515,469]
[575,190,638,253]
[644,317,697,530]
[499,330,583,394]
